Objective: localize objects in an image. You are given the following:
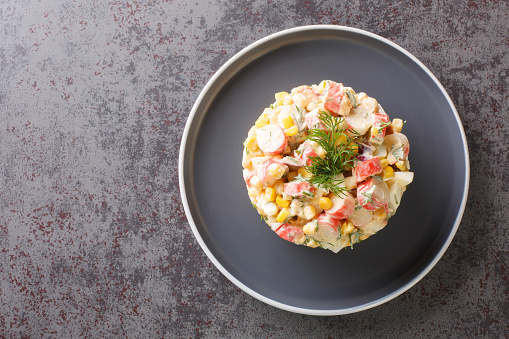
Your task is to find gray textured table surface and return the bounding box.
[1,1,508,338]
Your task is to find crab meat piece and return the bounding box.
[284,181,314,197]
[294,141,319,166]
[315,213,340,241]
[304,108,328,130]
[357,176,390,211]
[300,147,319,166]
[275,223,305,243]
[355,157,383,183]
[257,124,288,155]
[278,156,303,169]
[257,159,288,186]
[291,85,319,107]
[324,81,347,115]
[348,206,375,227]
[345,97,377,136]
[370,112,391,145]
[324,192,355,219]
[250,156,273,171]
[383,133,410,164]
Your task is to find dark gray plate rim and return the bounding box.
[178,25,470,315]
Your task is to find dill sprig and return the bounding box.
[303,110,357,197]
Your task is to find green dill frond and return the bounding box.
[349,230,362,249]
[345,90,358,108]
[303,110,357,197]
[377,121,391,133]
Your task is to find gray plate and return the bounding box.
[179,26,469,315]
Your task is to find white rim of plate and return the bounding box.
[178,25,470,316]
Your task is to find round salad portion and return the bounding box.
[242,80,413,253]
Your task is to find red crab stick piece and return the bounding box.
[370,113,390,145]
[284,181,314,197]
[383,133,410,164]
[294,141,319,166]
[256,124,288,155]
[355,156,383,183]
[324,192,355,219]
[323,81,344,115]
[304,109,327,130]
[257,159,287,186]
[300,147,318,166]
[275,223,305,243]
[357,176,390,211]
[317,213,340,240]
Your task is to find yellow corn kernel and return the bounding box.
[302,222,316,235]
[349,142,358,155]
[359,234,370,241]
[276,207,290,223]
[380,158,390,169]
[287,171,298,181]
[268,163,285,179]
[319,197,332,210]
[392,118,404,133]
[298,167,312,179]
[255,114,269,128]
[275,91,288,105]
[276,195,290,208]
[304,205,316,220]
[374,208,387,220]
[284,125,298,136]
[264,187,276,201]
[341,221,354,235]
[282,115,294,129]
[334,133,348,147]
[395,160,406,171]
[382,166,394,179]
[244,136,257,152]
[371,126,379,137]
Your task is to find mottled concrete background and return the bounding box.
[0,0,507,338]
